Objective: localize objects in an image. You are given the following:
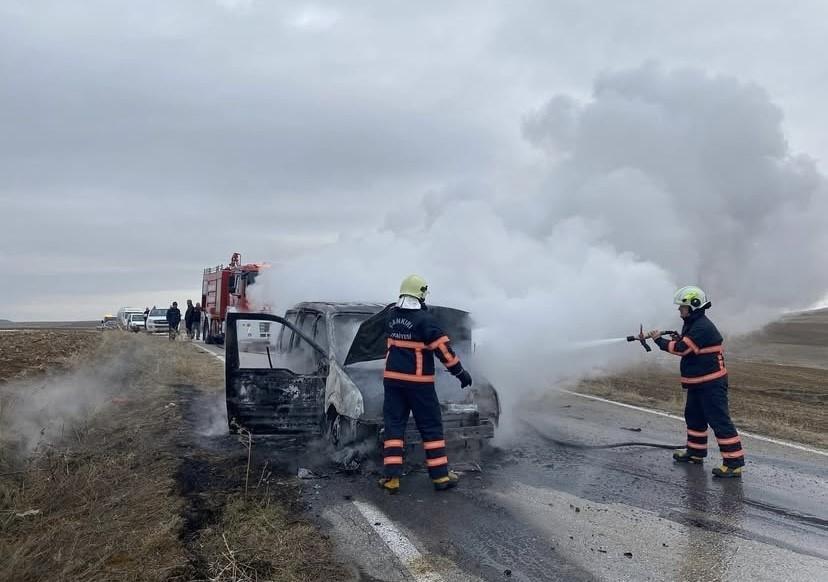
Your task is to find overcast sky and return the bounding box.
[2,1,827,321]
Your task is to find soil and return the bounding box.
[0,330,101,383]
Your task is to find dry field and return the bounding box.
[0,330,101,383]
[0,331,350,582]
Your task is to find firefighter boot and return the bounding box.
[712,465,743,479]
[673,450,704,464]
[432,471,459,492]
[378,477,401,494]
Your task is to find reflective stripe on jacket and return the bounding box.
[654,311,727,386]
[384,306,464,385]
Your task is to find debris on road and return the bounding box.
[298,467,328,480]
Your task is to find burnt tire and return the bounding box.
[323,411,354,448]
[324,410,374,450]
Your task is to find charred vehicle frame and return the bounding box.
[225,303,500,461]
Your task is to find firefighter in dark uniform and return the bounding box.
[647,286,745,478]
[379,275,473,494]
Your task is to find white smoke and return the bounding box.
[249,64,828,410]
[522,64,828,330]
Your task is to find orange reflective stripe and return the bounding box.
[427,336,450,350]
[687,442,708,450]
[681,369,728,384]
[383,371,435,383]
[384,456,404,465]
[423,440,446,450]
[436,342,460,367]
[683,336,700,353]
[699,345,724,354]
[388,338,427,349]
[721,450,745,459]
[415,349,423,376]
[443,355,460,367]
[667,340,691,356]
[686,428,708,438]
[384,439,405,448]
[716,436,741,446]
[425,456,448,467]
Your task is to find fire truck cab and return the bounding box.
[202,252,267,344]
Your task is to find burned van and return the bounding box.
[225,303,499,456]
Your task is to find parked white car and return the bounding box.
[145,308,169,333]
[127,312,146,333]
[117,307,144,329]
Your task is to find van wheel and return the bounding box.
[324,410,373,449]
[323,410,352,448]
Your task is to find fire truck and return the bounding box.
[202,253,269,344]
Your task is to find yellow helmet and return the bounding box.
[674,286,711,311]
[399,274,428,300]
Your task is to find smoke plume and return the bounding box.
[249,64,828,409]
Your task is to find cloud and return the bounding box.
[2,2,828,320]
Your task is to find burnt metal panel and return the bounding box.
[226,312,328,436]
[227,369,325,435]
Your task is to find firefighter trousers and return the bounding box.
[382,381,449,480]
[683,378,745,467]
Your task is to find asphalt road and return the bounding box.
[197,341,828,582]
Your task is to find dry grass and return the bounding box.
[199,493,346,582]
[0,332,352,582]
[0,333,188,581]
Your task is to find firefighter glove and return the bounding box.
[456,369,473,389]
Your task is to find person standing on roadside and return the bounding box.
[192,302,203,341]
[184,299,194,339]
[166,301,182,340]
[143,306,150,325]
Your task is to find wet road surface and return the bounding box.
[199,342,828,581]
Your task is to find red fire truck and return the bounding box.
[202,252,269,344]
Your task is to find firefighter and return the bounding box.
[647,286,745,478]
[379,275,473,494]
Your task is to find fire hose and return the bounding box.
[527,421,683,450]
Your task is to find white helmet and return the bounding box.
[673,286,711,311]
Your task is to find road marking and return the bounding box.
[352,500,445,582]
[560,389,828,457]
[194,343,225,363]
